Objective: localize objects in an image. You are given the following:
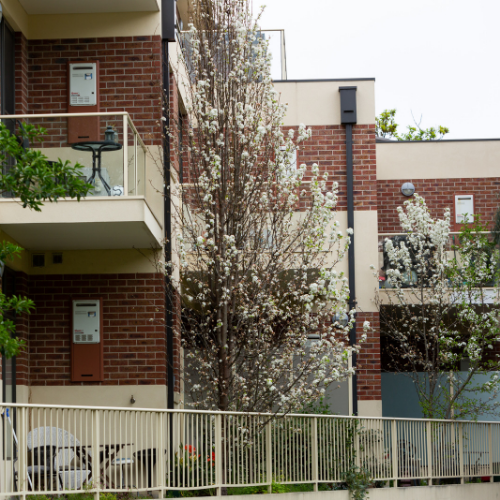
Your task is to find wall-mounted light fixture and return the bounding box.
[401,182,415,197]
[332,312,349,328]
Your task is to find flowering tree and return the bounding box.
[167,0,368,413]
[376,195,500,419]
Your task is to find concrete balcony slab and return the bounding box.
[0,197,163,250]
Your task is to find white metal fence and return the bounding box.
[0,404,498,498]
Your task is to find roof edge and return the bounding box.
[376,137,500,144]
[273,78,376,83]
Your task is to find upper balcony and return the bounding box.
[0,112,163,251]
[178,29,287,82]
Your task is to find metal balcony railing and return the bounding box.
[178,29,287,83]
[0,112,148,199]
[0,403,498,497]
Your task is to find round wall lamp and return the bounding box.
[401,182,415,197]
[332,312,349,328]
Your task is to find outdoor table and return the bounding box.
[71,141,122,196]
[76,442,133,488]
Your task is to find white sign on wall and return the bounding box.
[455,195,474,223]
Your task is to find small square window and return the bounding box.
[52,253,63,264]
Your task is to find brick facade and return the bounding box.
[18,36,162,145]
[28,273,166,386]
[283,124,377,210]
[356,312,381,401]
[15,273,30,387]
[377,177,500,233]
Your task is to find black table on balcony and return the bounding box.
[71,141,122,196]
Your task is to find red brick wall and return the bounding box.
[356,312,381,401]
[285,124,377,210]
[22,36,162,145]
[15,272,30,386]
[28,273,166,386]
[378,178,500,233]
[181,123,377,210]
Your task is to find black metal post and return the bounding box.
[339,87,358,416]
[345,123,357,416]
[162,0,176,411]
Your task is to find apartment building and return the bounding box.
[377,137,500,419]
[0,0,182,410]
[0,0,498,421]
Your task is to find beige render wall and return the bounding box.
[2,1,161,39]
[30,385,167,408]
[377,140,500,180]
[273,79,376,127]
[290,211,378,313]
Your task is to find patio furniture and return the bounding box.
[78,443,134,489]
[28,427,91,490]
[78,166,112,196]
[111,456,135,488]
[27,445,63,491]
[71,140,123,196]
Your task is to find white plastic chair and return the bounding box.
[28,427,91,490]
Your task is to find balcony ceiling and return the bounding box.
[19,0,159,15]
[0,198,163,250]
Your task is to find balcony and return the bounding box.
[17,0,159,15]
[0,112,163,251]
[178,29,287,82]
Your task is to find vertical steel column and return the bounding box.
[162,0,175,412]
[339,86,358,415]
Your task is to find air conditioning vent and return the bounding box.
[32,254,45,268]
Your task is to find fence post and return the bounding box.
[266,419,273,493]
[312,417,318,492]
[158,412,165,498]
[17,407,26,497]
[215,414,222,496]
[93,409,101,500]
[459,423,464,484]
[489,423,493,482]
[426,421,433,486]
[391,420,397,488]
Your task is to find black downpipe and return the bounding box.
[162,0,176,410]
[345,123,357,416]
[339,87,358,416]
[163,39,174,411]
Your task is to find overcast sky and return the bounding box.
[260,0,500,139]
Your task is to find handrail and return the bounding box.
[0,111,149,198]
[1,402,499,424]
[0,112,131,119]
